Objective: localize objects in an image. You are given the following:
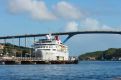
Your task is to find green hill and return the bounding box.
[79,48,121,61]
[0,43,33,57]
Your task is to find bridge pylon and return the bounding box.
[63,34,75,43]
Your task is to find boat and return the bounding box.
[33,34,69,61]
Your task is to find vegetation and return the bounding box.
[0,43,33,57]
[79,48,121,61]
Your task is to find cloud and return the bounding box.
[64,21,78,32]
[64,18,121,32]
[9,0,57,20]
[54,1,84,20]
[80,18,120,31]
[8,0,121,31]
[8,0,85,20]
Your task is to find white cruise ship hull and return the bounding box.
[35,49,69,61]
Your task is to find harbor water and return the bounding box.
[0,61,121,80]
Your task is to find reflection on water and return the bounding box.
[0,61,121,80]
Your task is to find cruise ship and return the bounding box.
[33,34,69,61]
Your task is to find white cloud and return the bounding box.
[63,18,121,32]
[81,18,100,30]
[54,1,83,20]
[64,21,78,32]
[80,18,120,31]
[9,0,57,20]
[8,0,121,31]
[8,0,85,20]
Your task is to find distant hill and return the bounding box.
[79,48,121,61]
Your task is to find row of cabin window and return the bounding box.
[35,45,66,50]
[36,45,56,48]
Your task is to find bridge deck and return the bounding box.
[0,31,121,39]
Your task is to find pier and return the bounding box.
[0,57,78,65]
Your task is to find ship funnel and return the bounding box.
[55,36,59,41]
[55,36,61,44]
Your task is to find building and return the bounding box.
[0,44,4,55]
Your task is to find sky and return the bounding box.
[0,0,121,56]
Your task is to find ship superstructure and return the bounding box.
[33,34,69,61]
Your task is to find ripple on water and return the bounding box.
[0,61,121,80]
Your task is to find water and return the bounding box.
[0,61,121,80]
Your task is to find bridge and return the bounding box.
[0,30,121,64]
[0,31,121,43]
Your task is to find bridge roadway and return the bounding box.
[0,31,121,39]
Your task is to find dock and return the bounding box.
[0,57,78,65]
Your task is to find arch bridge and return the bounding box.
[0,31,121,43]
[0,30,121,58]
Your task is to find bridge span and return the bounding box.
[0,31,121,43]
[0,31,121,39]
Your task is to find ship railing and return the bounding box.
[14,57,42,61]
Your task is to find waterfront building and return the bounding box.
[0,44,4,54]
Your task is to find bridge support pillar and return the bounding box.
[18,38,22,58]
[33,37,37,58]
[19,38,20,47]
[4,39,7,56]
[63,34,75,43]
[11,38,16,57]
[25,37,26,47]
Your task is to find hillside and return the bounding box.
[0,43,33,57]
[79,48,121,61]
